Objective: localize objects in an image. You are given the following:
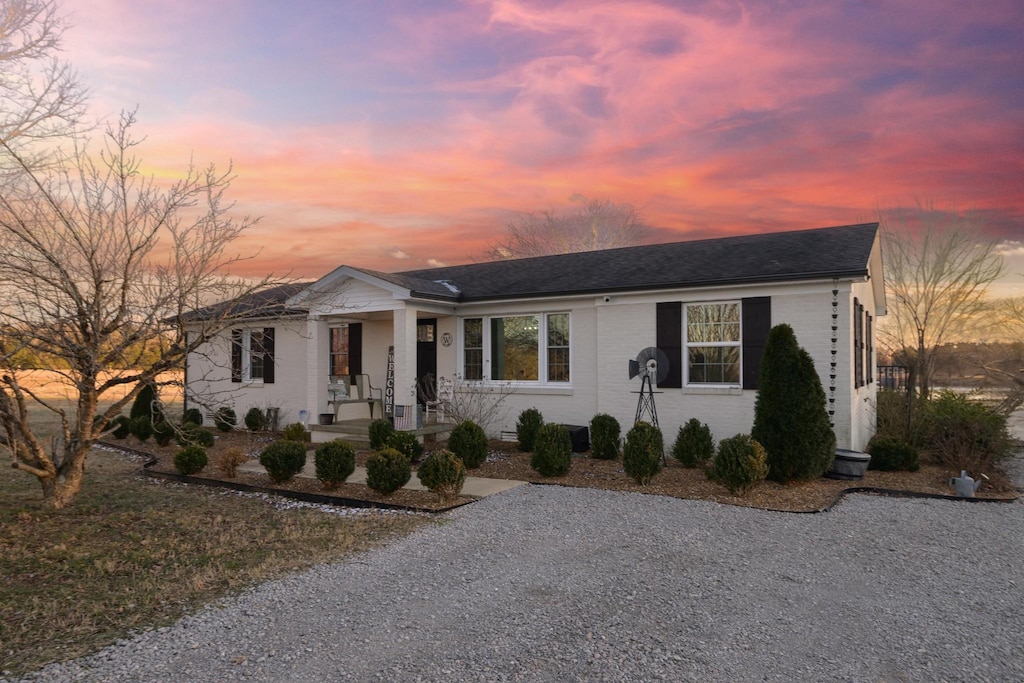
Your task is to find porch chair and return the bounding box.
[424,375,455,423]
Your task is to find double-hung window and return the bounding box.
[462,313,570,384]
[231,328,275,384]
[329,326,349,378]
[684,302,740,385]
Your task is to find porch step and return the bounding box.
[309,418,454,445]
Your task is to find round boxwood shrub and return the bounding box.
[530,423,572,477]
[516,408,544,452]
[176,422,215,448]
[110,415,131,440]
[129,415,153,442]
[314,439,356,489]
[182,407,204,426]
[366,446,412,494]
[417,449,466,501]
[672,418,715,468]
[589,413,621,460]
[369,418,395,451]
[447,420,488,469]
[623,421,663,485]
[152,420,175,446]
[282,421,310,442]
[866,435,919,472]
[752,324,836,483]
[213,407,237,432]
[259,440,307,483]
[710,434,768,495]
[244,406,266,432]
[387,430,424,462]
[173,445,208,475]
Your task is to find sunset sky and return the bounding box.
[60,0,1023,292]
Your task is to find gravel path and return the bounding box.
[15,470,1024,683]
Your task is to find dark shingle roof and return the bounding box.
[399,223,878,302]
[181,283,309,322]
[345,267,461,301]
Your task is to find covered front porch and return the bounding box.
[309,417,455,445]
[287,267,460,434]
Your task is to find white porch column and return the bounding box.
[305,315,329,423]
[392,305,418,421]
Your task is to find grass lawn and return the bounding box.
[0,422,431,677]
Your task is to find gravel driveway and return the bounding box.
[19,468,1024,683]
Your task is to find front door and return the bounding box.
[416,318,437,406]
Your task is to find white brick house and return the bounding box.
[185,223,885,450]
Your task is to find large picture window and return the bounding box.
[685,302,740,385]
[461,313,569,384]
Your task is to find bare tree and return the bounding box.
[879,201,1005,397]
[0,111,287,509]
[0,0,86,151]
[484,194,650,260]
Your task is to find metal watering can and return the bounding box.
[949,470,986,497]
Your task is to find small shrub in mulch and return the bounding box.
[448,420,488,469]
[282,422,310,443]
[314,440,356,489]
[369,419,395,451]
[111,415,131,440]
[259,440,307,483]
[710,434,768,495]
[244,407,266,432]
[417,449,466,501]
[177,422,215,448]
[387,430,424,463]
[516,408,544,452]
[214,407,237,432]
[867,435,919,472]
[182,408,204,426]
[173,445,208,475]
[672,418,714,468]
[589,413,621,460]
[530,423,572,477]
[217,446,248,478]
[366,447,412,495]
[623,421,663,485]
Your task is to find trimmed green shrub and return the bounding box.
[589,413,621,460]
[213,407,237,432]
[387,430,424,462]
[672,418,715,468]
[866,435,919,472]
[530,423,572,477]
[129,415,153,443]
[447,420,488,469]
[244,406,266,432]
[130,382,160,421]
[417,449,466,501]
[173,445,208,475]
[752,324,836,483]
[366,446,412,494]
[314,439,356,489]
[282,421,310,442]
[111,415,131,440]
[177,422,215,448]
[259,440,307,483]
[710,434,768,495]
[623,421,663,485]
[516,408,544,452]
[153,420,174,446]
[182,407,204,426]
[369,418,395,451]
[920,390,1012,471]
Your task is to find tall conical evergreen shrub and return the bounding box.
[752,324,835,483]
[130,381,159,421]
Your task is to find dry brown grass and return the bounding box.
[0,448,430,677]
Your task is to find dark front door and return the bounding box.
[416,318,437,406]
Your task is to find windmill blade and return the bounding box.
[628,359,640,380]
[635,347,670,384]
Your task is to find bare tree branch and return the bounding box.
[484,194,650,260]
[0,111,290,509]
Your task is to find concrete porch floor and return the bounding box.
[237,457,525,498]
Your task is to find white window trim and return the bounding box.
[459,313,572,386]
[241,330,264,384]
[683,300,742,388]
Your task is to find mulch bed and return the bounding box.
[113,431,1019,514]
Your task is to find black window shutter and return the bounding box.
[230,329,242,382]
[741,297,771,390]
[262,328,275,384]
[867,314,874,384]
[656,302,682,388]
[349,323,363,379]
